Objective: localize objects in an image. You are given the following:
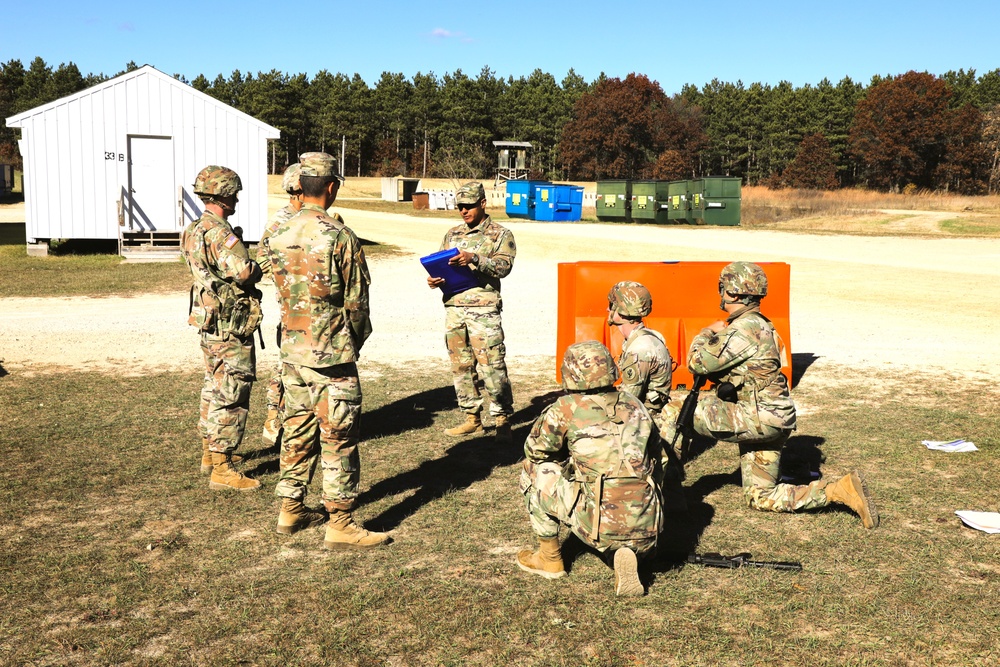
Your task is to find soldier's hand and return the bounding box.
[449,250,475,267]
[428,276,445,289]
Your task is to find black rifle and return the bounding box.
[670,375,706,463]
[687,552,802,571]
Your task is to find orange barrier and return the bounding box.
[556,261,791,389]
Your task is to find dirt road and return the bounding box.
[2,207,998,386]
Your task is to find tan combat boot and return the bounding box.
[494,414,512,445]
[261,409,281,445]
[209,452,261,492]
[613,547,644,597]
[323,510,390,550]
[825,471,879,529]
[276,497,328,535]
[444,413,483,437]
[516,536,566,579]
[201,439,240,474]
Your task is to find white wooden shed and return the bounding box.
[5,65,280,252]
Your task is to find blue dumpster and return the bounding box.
[534,184,584,221]
[505,180,551,219]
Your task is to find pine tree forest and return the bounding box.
[4,57,1000,194]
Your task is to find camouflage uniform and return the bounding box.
[182,201,262,454]
[438,183,516,418]
[619,324,673,422]
[520,342,663,556]
[257,164,305,439]
[263,156,372,511]
[673,262,833,513]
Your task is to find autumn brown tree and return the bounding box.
[849,71,987,193]
[778,133,839,189]
[559,73,704,180]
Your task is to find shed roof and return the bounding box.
[6,65,279,137]
[492,141,533,149]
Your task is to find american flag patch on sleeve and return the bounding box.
[224,234,240,248]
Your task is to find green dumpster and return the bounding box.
[630,180,671,224]
[596,180,631,222]
[666,180,689,222]
[691,177,741,226]
[687,179,704,224]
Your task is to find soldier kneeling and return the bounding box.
[517,341,663,597]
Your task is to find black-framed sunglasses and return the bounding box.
[457,203,478,211]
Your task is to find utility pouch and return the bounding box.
[189,304,217,333]
[227,296,263,338]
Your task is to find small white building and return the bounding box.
[5,65,280,251]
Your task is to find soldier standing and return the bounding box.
[518,341,663,597]
[264,152,389,548]
[181,165,263,491]
[258,163,304,448]
[426,182,516,444]
[663,261,879,528]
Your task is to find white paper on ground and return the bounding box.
[922,439,979,452]
[955,511,1000,534]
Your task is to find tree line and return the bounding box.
[3,56,1000,194]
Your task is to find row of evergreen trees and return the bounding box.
[3,57,1000,193]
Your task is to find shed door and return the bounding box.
[127,136,176,231]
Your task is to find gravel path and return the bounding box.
[2,208,998,386]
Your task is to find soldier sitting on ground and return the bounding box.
[517,341,663,597]
[661,261,879,528]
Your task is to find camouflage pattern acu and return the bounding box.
[719,261,768,296]
[608,281,652,318]
[438,215,516,307]
[257,204,298,277]
[181,210,262,336]
[198,333,255,452]
[281,163,302,194]
[275,362,362,509]
[738,440,832,512]
[181,209,261,454]
[193,165,242,197]
[299,152,344,183]
[455,181,486,204]
[520,389,663,554]
[265,203,372,368]
[446,306,513,416]
[561,341,619,391]
[618,325,672,413]
[687,309,795,443]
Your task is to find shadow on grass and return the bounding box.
[792,352,820,388]
[356,387,561,532]
[0,222,25,245]
[649,433,828,579]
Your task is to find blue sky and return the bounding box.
[4,0,999,94]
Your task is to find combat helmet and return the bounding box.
[561,341,619,392]
[608,281,652,319]
[281,163,302,195]
[719,261,768,297]
[193,165,242,198]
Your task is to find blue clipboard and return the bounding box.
[421,247,479,299]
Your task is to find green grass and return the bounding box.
[1,362,998,665]
[0,244,192,298]
[939,216,1000,236]
[0,223,399,297]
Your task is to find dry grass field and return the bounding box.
[2,182,1000,665]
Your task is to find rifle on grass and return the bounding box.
[670,375,706,463]
[688,552,802,572]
